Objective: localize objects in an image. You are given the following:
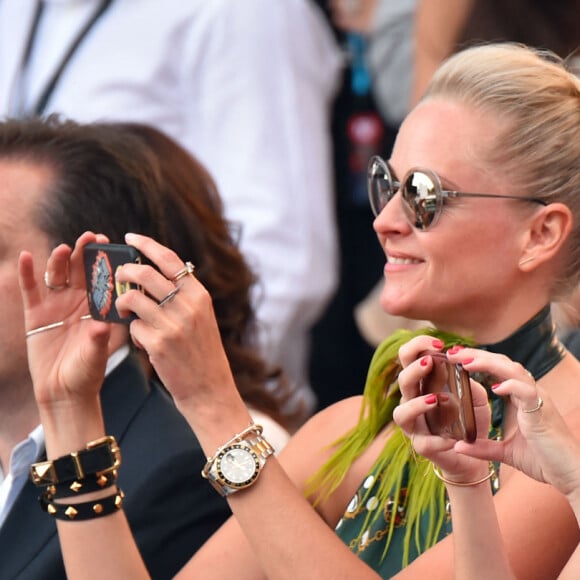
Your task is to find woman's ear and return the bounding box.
[518,203,573,271]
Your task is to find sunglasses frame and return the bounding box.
[367,155,547,230]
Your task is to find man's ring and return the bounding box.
[158,285,181,308]
[170,262,195,284]
[522,397,543,413]
[44,271,69,291]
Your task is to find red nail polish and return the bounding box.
[432,339,444,349]
[461,357,474,365]
[425,394,437,404]
[491,383,502,390]
[438,392,450,402]
[420,356,429,366]
[447,345,464,355]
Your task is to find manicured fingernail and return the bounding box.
[425,394,437,404]
[447,345,464,355]
[438,392,450,402]
[420,356,429,366]
[125,233,136,242]
[432,339,444,349]
[491,383,502,390]
[461,357,474,365]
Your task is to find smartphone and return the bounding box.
[419,351,477,442]
[83,243,142,323]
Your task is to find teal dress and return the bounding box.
[334,463,452,578]
[335,406,503,578]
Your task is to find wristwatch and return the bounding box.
[202,430,274,497]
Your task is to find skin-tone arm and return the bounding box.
[456,371,580,580]
[18,231,150,580]
[393,346,516,580]
[411,0,474,105]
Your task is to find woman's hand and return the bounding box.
[394,336,492,482]
[455,368,580,501]
[115,233,243,417]
[18,231,112,412]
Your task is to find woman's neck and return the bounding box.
[477,305,565,381]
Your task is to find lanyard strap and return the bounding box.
[347,32,370,97]
[17,0,114,116]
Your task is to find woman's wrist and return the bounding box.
[38,396,106,457]
[175,392,255,457]
[433,463,495,487]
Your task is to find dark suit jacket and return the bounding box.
[0,355,231,580]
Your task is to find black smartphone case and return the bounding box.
[83,243,141,323]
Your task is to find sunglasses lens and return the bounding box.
[402,171,441,230]
[367,156,393,216]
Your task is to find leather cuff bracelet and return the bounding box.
[30,436,121,486]
[40,488,125,521]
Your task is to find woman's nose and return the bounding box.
[372,191,412,237]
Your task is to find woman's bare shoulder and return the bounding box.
[276,396,364,485]
[277,395,392,525]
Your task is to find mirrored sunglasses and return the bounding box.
[367,155,547,230]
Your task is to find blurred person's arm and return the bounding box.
[411,0,474,106]
[367,0,417,125]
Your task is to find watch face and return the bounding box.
[216,444,260,488]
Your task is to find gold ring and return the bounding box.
[170,262,195,284]
[522,396,543,414]
[44,271,69,291]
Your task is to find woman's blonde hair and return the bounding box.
[423,43,580,296]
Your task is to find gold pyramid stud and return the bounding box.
[31,462,56,483]
[70,481,83,493]
[93,503,104,514]
[65,506,78,519]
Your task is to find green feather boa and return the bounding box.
[307,327,475,566]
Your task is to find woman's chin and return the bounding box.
[379,293,416,319]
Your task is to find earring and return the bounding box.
[519,256,535,266]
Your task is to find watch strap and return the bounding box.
[245,433,275,462]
